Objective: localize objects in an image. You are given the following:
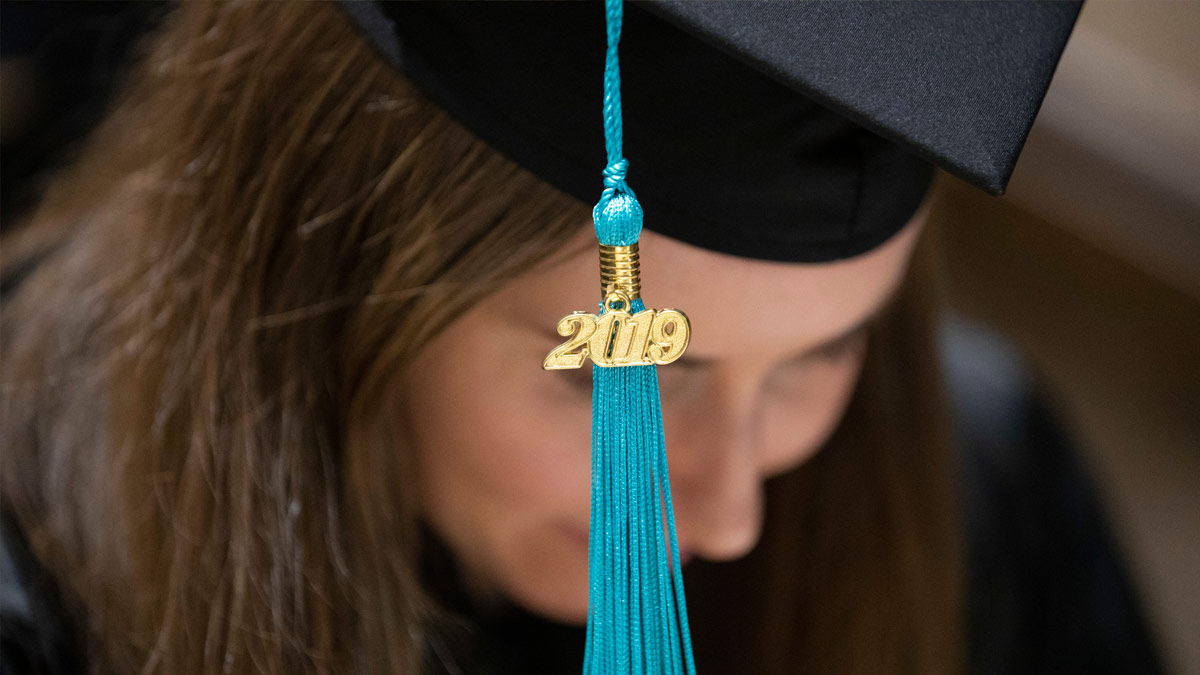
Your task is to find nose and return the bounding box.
[665,371,765,562]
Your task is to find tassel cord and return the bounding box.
[586,0,697,673]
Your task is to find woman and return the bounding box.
[1,2,1152,674]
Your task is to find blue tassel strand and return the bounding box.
[583,1,697,673]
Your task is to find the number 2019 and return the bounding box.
[543,309,690,370]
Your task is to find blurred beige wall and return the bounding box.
[1008,1,1200,299]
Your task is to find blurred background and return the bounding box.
[2,2,1197,673]
[933,3,1200,673]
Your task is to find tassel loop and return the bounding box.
[595,159,643,246]
[602,158,633,195]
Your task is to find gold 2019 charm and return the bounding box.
[543,275,691,371]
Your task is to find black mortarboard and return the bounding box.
[338,1,1080,261]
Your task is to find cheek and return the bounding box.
[411,367,588,518]
[758,350,866,476]
[403,317,594,619]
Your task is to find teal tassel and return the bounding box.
[583,1,697,673]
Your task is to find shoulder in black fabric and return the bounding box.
[939,316,1165,675]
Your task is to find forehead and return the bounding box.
[502,218,923,360]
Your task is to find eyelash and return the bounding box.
[765,331,867,389]
[811,331,866,362]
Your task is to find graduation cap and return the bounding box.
[341,0,1081,263]
[338,1,1080,672]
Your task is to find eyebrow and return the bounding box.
[672,288,899,370]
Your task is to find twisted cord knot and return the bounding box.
[594,158,642,246]
[601,159,633,199]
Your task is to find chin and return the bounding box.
[500,538,591,625]
[437,523,592,624]
[513,587,590,625]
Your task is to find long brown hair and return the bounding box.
[1,2,961,673]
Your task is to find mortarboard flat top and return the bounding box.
[646,1,1082,196]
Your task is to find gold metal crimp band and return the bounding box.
[598,243,641,300]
